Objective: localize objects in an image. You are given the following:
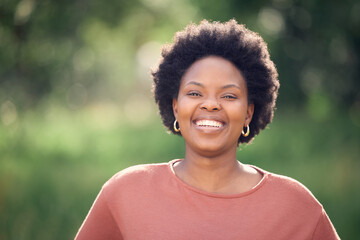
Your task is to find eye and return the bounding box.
[187,91,202,97]
[222,94,237,99]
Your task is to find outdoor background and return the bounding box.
[1,0,359,239]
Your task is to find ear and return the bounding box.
[172,98,178,119]
[245,103,254,125]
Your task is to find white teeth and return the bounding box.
[195,120,223,128]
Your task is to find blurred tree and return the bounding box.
[1,0,359,112]
[0,0,143,109]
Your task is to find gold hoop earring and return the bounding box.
[242,125,250,137]
[173,119,180,132]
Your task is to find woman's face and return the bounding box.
[173,56,254,156]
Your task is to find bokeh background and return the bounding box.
[1,0,359,239]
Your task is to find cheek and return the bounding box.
[227,103,248,120]
[176,98,196,117]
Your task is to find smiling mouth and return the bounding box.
[194,119,224,128]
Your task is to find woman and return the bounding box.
[75,20,340,239]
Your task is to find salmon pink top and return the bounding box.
[75,160,340,240]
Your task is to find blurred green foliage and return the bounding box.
[0,0,359,239]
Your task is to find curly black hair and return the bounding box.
[152,19,279,144]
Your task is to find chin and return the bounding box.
[188,140,235,157]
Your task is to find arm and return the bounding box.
[75,186,123,240]
[312,208,340,240]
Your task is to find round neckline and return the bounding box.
[168,159,269,199]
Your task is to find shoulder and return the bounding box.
[252,167,339,238]
[102,162,169,194]
[255,166,323,211]
[107,162,169,185]
[270,172,319,200]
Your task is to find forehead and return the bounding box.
[181,56,246,87]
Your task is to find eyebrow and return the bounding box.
[222,84,241,90]
[185,81,204,87]
[185,81,241,90]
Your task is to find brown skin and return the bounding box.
[172,56,262,194]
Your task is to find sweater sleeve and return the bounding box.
[75,186,123,240]
[312,208,340,240]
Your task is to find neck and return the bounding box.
[176,143,244,193]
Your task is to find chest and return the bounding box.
[110,190,315,240]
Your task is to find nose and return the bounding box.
[200,97,221,111]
